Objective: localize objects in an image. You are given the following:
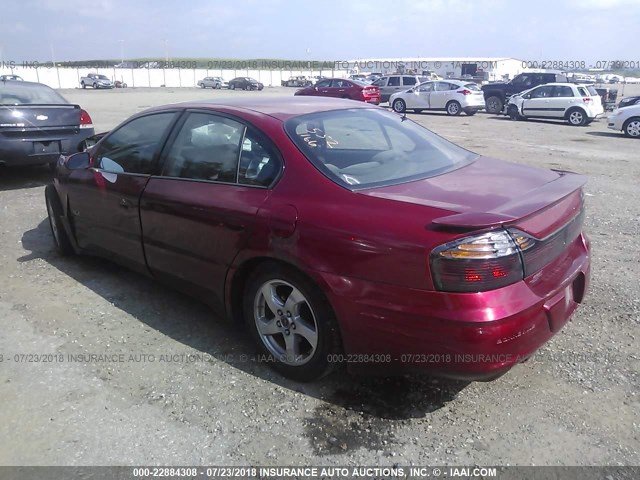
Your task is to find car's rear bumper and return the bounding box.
[317,233,590,381]
[0,128,95,167]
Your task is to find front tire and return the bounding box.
[81,82,86,89]
[508,105,523,120]
[485,95,503,114]
[567,108,587,126]
[446,101,462,116]
[200,83,205,89]
[230,83,236,90]
[92,83,98,89]
[464,109,477,116]
[45,185,74,256]
[623,117,640,137]
[392,98,406,113]
[243,263,341,381]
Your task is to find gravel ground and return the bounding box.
[0,86,638,466]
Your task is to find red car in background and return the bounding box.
[294,78,380,104]
[46,97,590,382]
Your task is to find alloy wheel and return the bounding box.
[253,279,318,366]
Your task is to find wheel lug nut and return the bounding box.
[277,310,283,315]
[291,324,296,330]
[276,321,281,327]
[285,329,290,336]
[286,311,291,317]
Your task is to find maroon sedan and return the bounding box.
[294,78,380,104]
[46,97,590,382]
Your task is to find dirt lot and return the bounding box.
[0,86,638,466]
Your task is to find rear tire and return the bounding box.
[392,99,406,113]
[485,95,503,114]
[566,108,587,126]
[623,117,640,137]
[414,109,424,113]
[446,101,462,116]
[45,185,74,256]
[243,263,342,381]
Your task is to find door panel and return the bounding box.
[66,111,178,272]
[140,180,271,307]
[68,171,150,273]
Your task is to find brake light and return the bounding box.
[430,230,524,292]
[582,97,592,103]
[79,109,93,129]
[457,89,472,95]
[430,207,584,292]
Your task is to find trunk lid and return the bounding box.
[359,156,585,238]
[0,104,82,129]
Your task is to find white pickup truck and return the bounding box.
[80,73,114,89]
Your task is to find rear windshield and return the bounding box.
[586,86,599,96]
[285,108,477,189]
[0,83,68,105]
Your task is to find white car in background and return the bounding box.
[506,83,604,126]
[389,79,485,116]
[607,104,640,138]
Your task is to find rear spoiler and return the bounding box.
[432,170,587,230]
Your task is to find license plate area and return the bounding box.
[33,141,61,155]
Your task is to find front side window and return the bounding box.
[94,113,176,174]
[417,82,434,92]
[286,108,477,189]
[530,86,554,98]
[316,79,332,88]
[162,112,243,182]
[372,77,387,87]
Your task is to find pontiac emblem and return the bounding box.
[35,114,48,121]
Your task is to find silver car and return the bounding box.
[372,75,428,103]
[197,76,228,89]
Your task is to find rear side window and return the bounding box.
[577,87,589,97]
[95,113,176,174]
[552,86,574,97]
[464,83,481,91]
[388,77,400,86]
[402,77,417,86]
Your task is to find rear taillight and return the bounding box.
[430,208,584,292]
[79,109,93,129]
[457,89,472,96]
[582,97,592,103]
[430,230,524,292]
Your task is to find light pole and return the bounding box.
[119,39,124,65]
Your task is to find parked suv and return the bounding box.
[506,83,603,126]
[372,75,428,103]
[482,72,568,114]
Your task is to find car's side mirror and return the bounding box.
[523,93,531,99]
[65,152,90,170]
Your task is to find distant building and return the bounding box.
[343,57,526,82]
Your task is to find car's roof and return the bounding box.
[145,96,376,121]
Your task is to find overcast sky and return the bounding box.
[0,0,637,63]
